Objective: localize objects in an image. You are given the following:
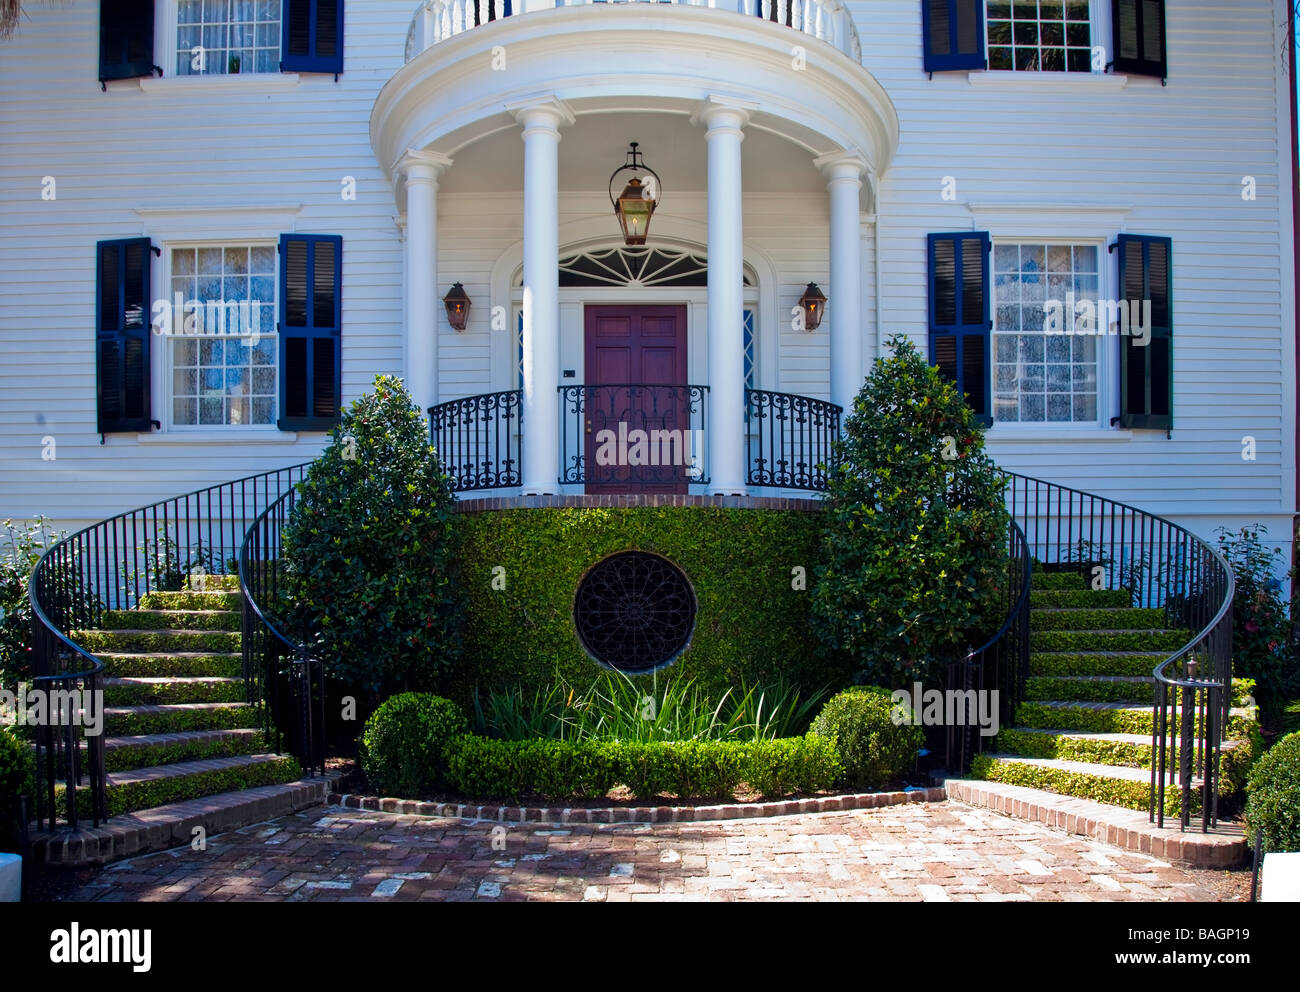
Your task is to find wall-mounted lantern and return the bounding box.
[608,142,661,246]
[799,283,826,331]
[443,282,471,330]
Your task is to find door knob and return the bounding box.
[585,419,592,434]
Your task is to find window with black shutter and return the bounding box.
[1116,234,1172,431]
[928,231,992,424]
[922,0,986,73]
[96,238,154,434]
[99,0,157,85]
[278,234,342,430]
[281,0,344,75]
[1111,0,1166,80]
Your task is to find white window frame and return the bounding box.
[984,0,1108,74]
[151,0,301,88]
[159,238,280,433]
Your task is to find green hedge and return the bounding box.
[809,686,924,790]
[451,507,844,702]
[359,693,467,796]
[1245,731,1300,851]
[442,732,842,802]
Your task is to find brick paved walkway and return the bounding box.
[52,801,1230,902]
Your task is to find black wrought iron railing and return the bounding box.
[998,471,1235,831]
[239,486,326,777]
[745,388,841,492]
[559,383,709,487]
[429,389,522,492]
[26,465,312,832]
[944,515,1032,773]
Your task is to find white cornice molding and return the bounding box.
[964,201,1134,238]
[965,70,1129,91]
[134,204,303,217]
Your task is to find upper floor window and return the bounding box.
[987,0,1092,72]
[176,0,283,76]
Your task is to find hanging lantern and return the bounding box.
[443,282,471,330]
[799,283,827,331]
[608,142,661,246]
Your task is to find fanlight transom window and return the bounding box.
[513,246,754,289]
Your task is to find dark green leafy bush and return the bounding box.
[810,686,925,790]
[441,732,842,802]
[282,376,464,701]
[358,693,468,797]
[811,335,1011,687]
[0,726,34,850]
[1217,526,1297,724]
[1244,731,1300,852]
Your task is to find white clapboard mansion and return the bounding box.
[0,0,1295,563]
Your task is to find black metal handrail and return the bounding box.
[945,515,1032,773]
[26,464,312,832]
[429,389,522,491]
[997,471,1235,831]
[239,486,326,777]
[559,383,709,487]
[745,388,841,492]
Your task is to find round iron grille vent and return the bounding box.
[573,551,697,673]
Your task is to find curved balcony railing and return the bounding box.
[745,388,841,492]
[429,389,523,492]
[405,0,862,63]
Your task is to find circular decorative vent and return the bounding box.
[574,551,697,673]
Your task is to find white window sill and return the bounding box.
[966,70,1129,91]
[987,426,1134,442]
[136,429,298,444]
[135,72,301,94]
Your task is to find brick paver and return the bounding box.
[47,801,1228,902]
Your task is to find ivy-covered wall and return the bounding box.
[447,506,846,701]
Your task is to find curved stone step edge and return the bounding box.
[943,778,1246,868]
[28,771,341,868]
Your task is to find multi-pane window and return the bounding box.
[170,245,277,426]
[988,0,1092,72]
[742,309,755,392]
[176,0,282,76]
[993,243,1099,424]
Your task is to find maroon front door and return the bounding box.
[583,304,690,494]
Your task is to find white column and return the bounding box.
[509,97,574,494]
[396,149,452,416]
[816,152,867,413]
[694,96,756,496]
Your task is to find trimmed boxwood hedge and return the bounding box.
[450,506,846,702]
[442,732,842,801]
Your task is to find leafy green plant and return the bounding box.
[358,692,468,797]
[1217,525,1296,724]
[0,725,34,850]
[809,686,925,790]
[1244,731,1300,852]
[281,376,464,701]
[810,335,1011,687]
[471,669,826,744]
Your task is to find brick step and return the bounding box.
[1029,572,1087,590]
[1029,651,1168,678]
[103,701,261,737]
[72,628,241,653]
[1030,629,1191,653]
[970,753,1191,816]
[1029,588,1131,608]
[1029,607,1166,631]
[1017,700,1182,736]
[101,608,240,632]
[102,676,245,706]
[54,754,303,820]
[1023,674,1154,703]
[99,652,243,679]
[995,726,1249,771]
[97,728,268,772]
[139,590,242,611]
[187,574,241,592]
[943,779,1246,868]
[30,775,334,867]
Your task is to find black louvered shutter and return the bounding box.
[922,0,985,72]
[1117,234,1172,430]
[281,0,344,74]
[279,234,342,430]
[1111,0,1167,80]
[99,0,156,84]
[928,232,991,424]
[96,238,153,434]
